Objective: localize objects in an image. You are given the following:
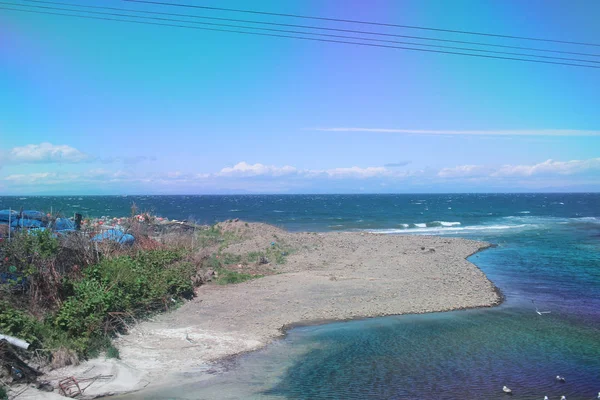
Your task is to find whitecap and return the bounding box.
[368,224,531,235]
[437,221,461,227]
[518,211,531,214]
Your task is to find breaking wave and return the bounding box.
[369,224,530,235]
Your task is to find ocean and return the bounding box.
[2,193,599,399]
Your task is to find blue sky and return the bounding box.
[0,0,599,194]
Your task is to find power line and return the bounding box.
[18,0,600,58]
[124,0,600,48]
[6,1,600,65]
[1,6,599,70]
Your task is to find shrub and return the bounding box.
[106,344,120,359]
[53,250,195,352]
[0,302,45,349]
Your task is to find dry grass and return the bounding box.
[50,347,79,370]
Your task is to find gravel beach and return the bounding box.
[37,222,501,399]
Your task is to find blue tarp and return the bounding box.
[0,209,17,222]
[54,218,75,232]
[21,210,46,220]
[11,219,45,229]
[91,229,135,245]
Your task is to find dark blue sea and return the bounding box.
[2,194,599,399]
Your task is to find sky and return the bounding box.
[0,0,599,194]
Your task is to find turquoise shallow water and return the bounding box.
[2,194,598,399]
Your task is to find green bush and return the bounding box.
[0,302,45,349]
[3,230,59,270]
[106,344,120,359]
[1,234,198,358]
[0,385,8,400]
[54,250,194,347]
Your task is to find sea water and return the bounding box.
[2,194,599,399]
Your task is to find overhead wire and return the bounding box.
[5,1,600,65]
[1,5,599,69]
[18,0,600,58]
[123,0,600,48]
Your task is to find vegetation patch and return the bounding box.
[214,269,262,285]
[0,217,282,374]
[1,231,196,361]
[195,225,241,251]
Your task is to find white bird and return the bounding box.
[532,300,551,315]
[560,396,566,400]
[544,396,548,400]
[556,375,566,382]
[503,386,512,394]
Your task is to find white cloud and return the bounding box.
[492,158,600,177]
[437,158,600,180]
[7,143,91,163]
[215,163,404,179]
[322,166,390,178]
[438,165,490,178]
[4,158,598,192]
[314,128,600,136]
[217,162,298,177]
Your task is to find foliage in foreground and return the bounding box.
[0,218,278,364]
[0,247,195,358]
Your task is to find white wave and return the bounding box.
[273,210,284,213]
[437,221,461,227]
[518,211,531,214]
[572,217,600,224]
[414,223,427,228]
[369,224,531,235]
[229,209,240,212]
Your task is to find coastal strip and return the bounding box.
[40,221,502,398]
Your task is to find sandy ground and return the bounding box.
[30,222,500,398]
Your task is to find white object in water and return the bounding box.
[544,397,548,400]
[532,300,551,315]
[556,375,566,382]
[503,386,512,394]
[560,396,566,400]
